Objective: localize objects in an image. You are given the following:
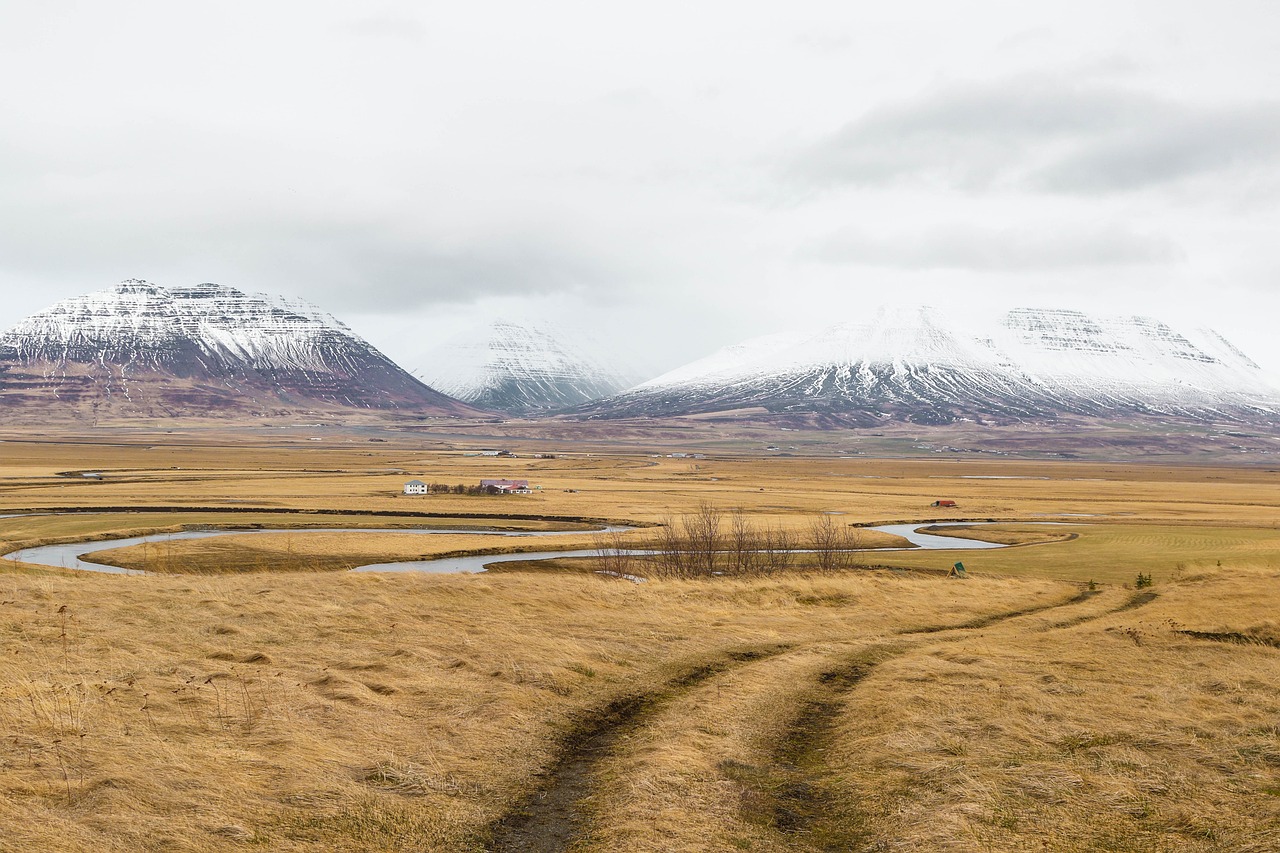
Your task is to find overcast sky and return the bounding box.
[3,1,1279,375]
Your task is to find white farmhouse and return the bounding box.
[403,480,428,495]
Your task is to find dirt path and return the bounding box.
[721,647,899,851]
[484,646,789,853]
[1039,589,1158,630]
[1174,628,1280,648]
[486,586,1140,852]
[729,586,1152,850]
[900,586,1100,635]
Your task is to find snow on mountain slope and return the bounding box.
[590,306,1280,425]
[417,320,639,414]
[0,280,479,419]
[5,280,367,372]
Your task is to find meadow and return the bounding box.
[1,426,1278,851]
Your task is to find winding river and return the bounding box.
[1,519,1018,576]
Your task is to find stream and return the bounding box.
[1,519,1028,576]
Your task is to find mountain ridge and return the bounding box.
[581,306,1280,426]
[416,319,638,414]
[0,280,482,420]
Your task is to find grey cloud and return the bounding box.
[297,232,619,312]
[803,224,1182,271]
[790,77,1280,193]
[1035,108,1280,192]
[0,209,622,316]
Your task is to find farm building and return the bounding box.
[480,478,532,494]
[931,499,958,508]
[403,480,428,495]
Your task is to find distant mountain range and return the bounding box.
[580,306,1280,426]
[2,283,1277,430]
[416,320,639,415]
[0,280,480,420]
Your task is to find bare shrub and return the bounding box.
[728,508,759,575]
[594,531,634,577]
[760,524,795,574]
[682,503,723,576]
[655,514,691,578]
[808,515,864,571]
[809,514,843,571]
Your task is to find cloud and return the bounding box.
[1034,108,1280,192]
[0,203,626,316]
[802,223,1182,271]
[789,76,1280,194]
[293,230,623,312]
[341,14,428,42]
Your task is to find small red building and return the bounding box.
[480,478,531,494]
[931,500,958,508]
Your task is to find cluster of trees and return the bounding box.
[594,505,865,579]
[415,483,513,495]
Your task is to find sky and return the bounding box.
[2,1,1279,376]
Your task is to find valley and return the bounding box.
[417,320,640,414]
[1,426,1278,851]
[9,4,1280,850]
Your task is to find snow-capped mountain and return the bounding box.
[0,280,481,419]
[582,306,1280,426]
[416,320,639,414]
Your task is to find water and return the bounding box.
[2,525,632,575]
[1,518,1058,575]
[354,548,660,574]
[869,523,1008,551]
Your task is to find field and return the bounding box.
[1,426,1279,851]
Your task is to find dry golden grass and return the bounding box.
[821,565,1280,852]
[914,523,1078,546]
[83,530,606,574]
[3,430,1280,532]
[0,568,1064,852]
[81,526,913,575]
[530,570,1280,853]
[3,430,1280,851]
[862,522,1280,585]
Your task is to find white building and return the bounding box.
[403,480,428,495]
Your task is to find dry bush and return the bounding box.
[592,530,635,577]
[807,514,864,571]
[681,503,723,577]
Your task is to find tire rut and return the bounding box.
[485,644,790,853]
[489,587,1127,851]
[1174,629,1280,648]
[1039,590,1159,631]
[724,647,900,851]
[727,589,1118,849]
[900,587,1100,635]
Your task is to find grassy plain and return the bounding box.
[1,427,1279,851]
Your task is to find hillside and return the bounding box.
[0,280,482,421]
[417,320,638,414]
[582,306,1280,427]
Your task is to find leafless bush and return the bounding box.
[647,507,865,578]
[808,514,864,571]
[655,514,691,577]
[593,531,634,576]
[759,524,795,574]
[728,508,759,575]
[682,503,723,576]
